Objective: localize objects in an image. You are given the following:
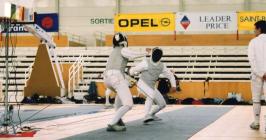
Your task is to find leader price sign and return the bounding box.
[176,12,237,31]
[114,13,175,32]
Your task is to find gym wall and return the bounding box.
[105,34,254,46]
[33,0,266,46]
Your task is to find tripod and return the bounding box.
[0,17,16,134]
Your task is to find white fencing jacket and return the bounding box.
[121,48,148,60]
[129,58,176,88]
[248,34,266,78]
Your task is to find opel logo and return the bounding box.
[160,18,170,26]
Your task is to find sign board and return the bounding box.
[176,12,237,31]
[238,11,266,31]
[114,13,175,32]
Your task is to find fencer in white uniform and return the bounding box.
[248,20,266,130]
[104,32,150,131]
[129,47,176,123]
[105,75,137,107]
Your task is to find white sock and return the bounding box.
[144,98,153,117]
[253,102,261,125]
[110,105,131,125]
[105,89,112,105]
[105,95,110,105]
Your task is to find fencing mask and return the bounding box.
[113,32,128,47]
[151,47,163,62]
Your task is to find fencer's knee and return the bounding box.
[123,100,133,110]
[124,104,133,110]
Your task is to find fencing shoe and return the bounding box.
[117,119,125,126]
[106,124,126,132]
[143,115,154,124]
[152,115,162,121]
[250,122,260,130]
[104,104,113,109]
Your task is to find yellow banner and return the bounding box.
[238,11,266,31]
[114,13,175,32]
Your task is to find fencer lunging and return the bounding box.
[129,47,176,123]
[248,20,266,130]
[104,32,150,131]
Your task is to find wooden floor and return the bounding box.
[189,106,266,140]
[2,105,266,140]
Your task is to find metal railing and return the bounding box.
[61,32,88,46]
[24,63,34,86]
[94,31,106,41]
[94,31,106,47]
[0,80,3,102]
[68,55,84,98]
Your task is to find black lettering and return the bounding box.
[199,16,203,22]
[224,23,228,29]
[141,19,149,27]
[216,16,222,22]
[119,19,128,27]
[209,17,214,22]
[100,19,104,24]
[105,19,108,24]
[206,23,229,29]
[151,19,158,27]
[240,16,244,22]
[131,19,139,27]
[206,23,214,29]
[108,19,114,24]
[91,19,94,24]
[94,19,97,24]
[226,16,231,22]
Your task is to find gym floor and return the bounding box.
[0,104,265,140]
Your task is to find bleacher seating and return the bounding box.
[0,46,250,101]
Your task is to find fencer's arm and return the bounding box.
[248,41,264,78]
[121,48,148,60]
[129,59,148,76]
[160,65,176,87]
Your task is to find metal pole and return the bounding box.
[244,0,251,34]
[57,0,60,39]
[4,21,9,134]
[116,0,121,14]
[179,0,185,12]
[244,0,251,11]
[179,0,185,35]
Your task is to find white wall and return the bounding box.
[120,0,180,13]
[32,0,266,46]
[34,0,115,46]
[251,0,266,11]
[5,0,35,8]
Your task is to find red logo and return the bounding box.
[180,15,190,30]
[41,17,53,29]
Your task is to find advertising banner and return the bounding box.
[176,12,237,31]
[238,11,266,31]
[114,13,175,32]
